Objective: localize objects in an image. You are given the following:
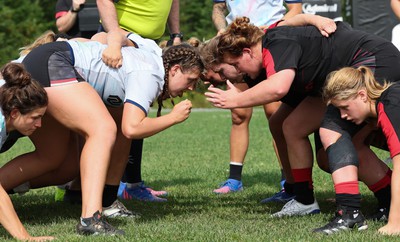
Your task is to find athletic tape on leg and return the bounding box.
[327,135,359,173]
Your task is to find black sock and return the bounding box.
[294,181,314,205]
[122,139,143,184]
[63,187,82,204]
[102,184,119,207]
[283,182,294,195]
[336,193,361,211]
[65,188,81,196]
[374,185,391,209]
[81,211,101,223]
[228,162,243,181]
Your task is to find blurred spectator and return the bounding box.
[210,0,302,200]
[212,0,302,35]
[55,0,99,38]
[392,0,400,50]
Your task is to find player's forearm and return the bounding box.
[282,3,303,20]
[388,155,400,223]
[0,186,31,240]
[167,0,180,34]
[279,14,321,27]
[122,114,178,139]
[56,12,78,33]
[106,29,128,48]
[212,3,227,31]
[96,0,120,32]
[392,0,400,19]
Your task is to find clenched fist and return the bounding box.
[170,99,192,124]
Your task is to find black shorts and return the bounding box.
[365,129,389,151]
[245,70,307,108]
[280,92,307,108]
[0,131,24,153]
[22,41,84,87]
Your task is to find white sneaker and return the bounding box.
[271,199,320,218]
[102,200,140,218]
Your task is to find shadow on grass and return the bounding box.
[11,193,134,229]
[11,193,80,223]
[8,174,385,229]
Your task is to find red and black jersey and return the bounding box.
[262,23,334,97]
[376,83,400,158]
[261,22,400,99]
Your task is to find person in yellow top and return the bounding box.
[113,0,178,40]
[98,0,182,43]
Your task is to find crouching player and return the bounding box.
[321,66,400,235]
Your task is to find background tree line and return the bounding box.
[0,0,215,66]
[0,0,357,66]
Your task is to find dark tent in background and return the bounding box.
[302,0,399,41]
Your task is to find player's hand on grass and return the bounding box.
[171,99,192,124]
[378,223,400,236]
[25,235,54,241]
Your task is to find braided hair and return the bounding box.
[157,44,204,116]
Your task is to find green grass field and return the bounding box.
[0,108,397,241]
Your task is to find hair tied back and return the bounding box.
[1,63,32,88]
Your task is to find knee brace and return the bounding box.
[327,135,359,173]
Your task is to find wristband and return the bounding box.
[170,33,184,40]
[70,6,81,12]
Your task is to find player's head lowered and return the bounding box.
[199,36,244,86]
[0,63,48,135]
[156,44,204,116]
[217,17,264,79]
[323,66,392,125]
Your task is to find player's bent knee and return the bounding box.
[91,121,117,146]
[281,118,305,140]
[231,109,251,125]
[319,127,342,149]
[268,113,283,135]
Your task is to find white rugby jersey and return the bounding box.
[214,0,302,27]
[67,37,164,115]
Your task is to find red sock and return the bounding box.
[368,169,392,193]
[292,168,313,188]
[334,181,359,195]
